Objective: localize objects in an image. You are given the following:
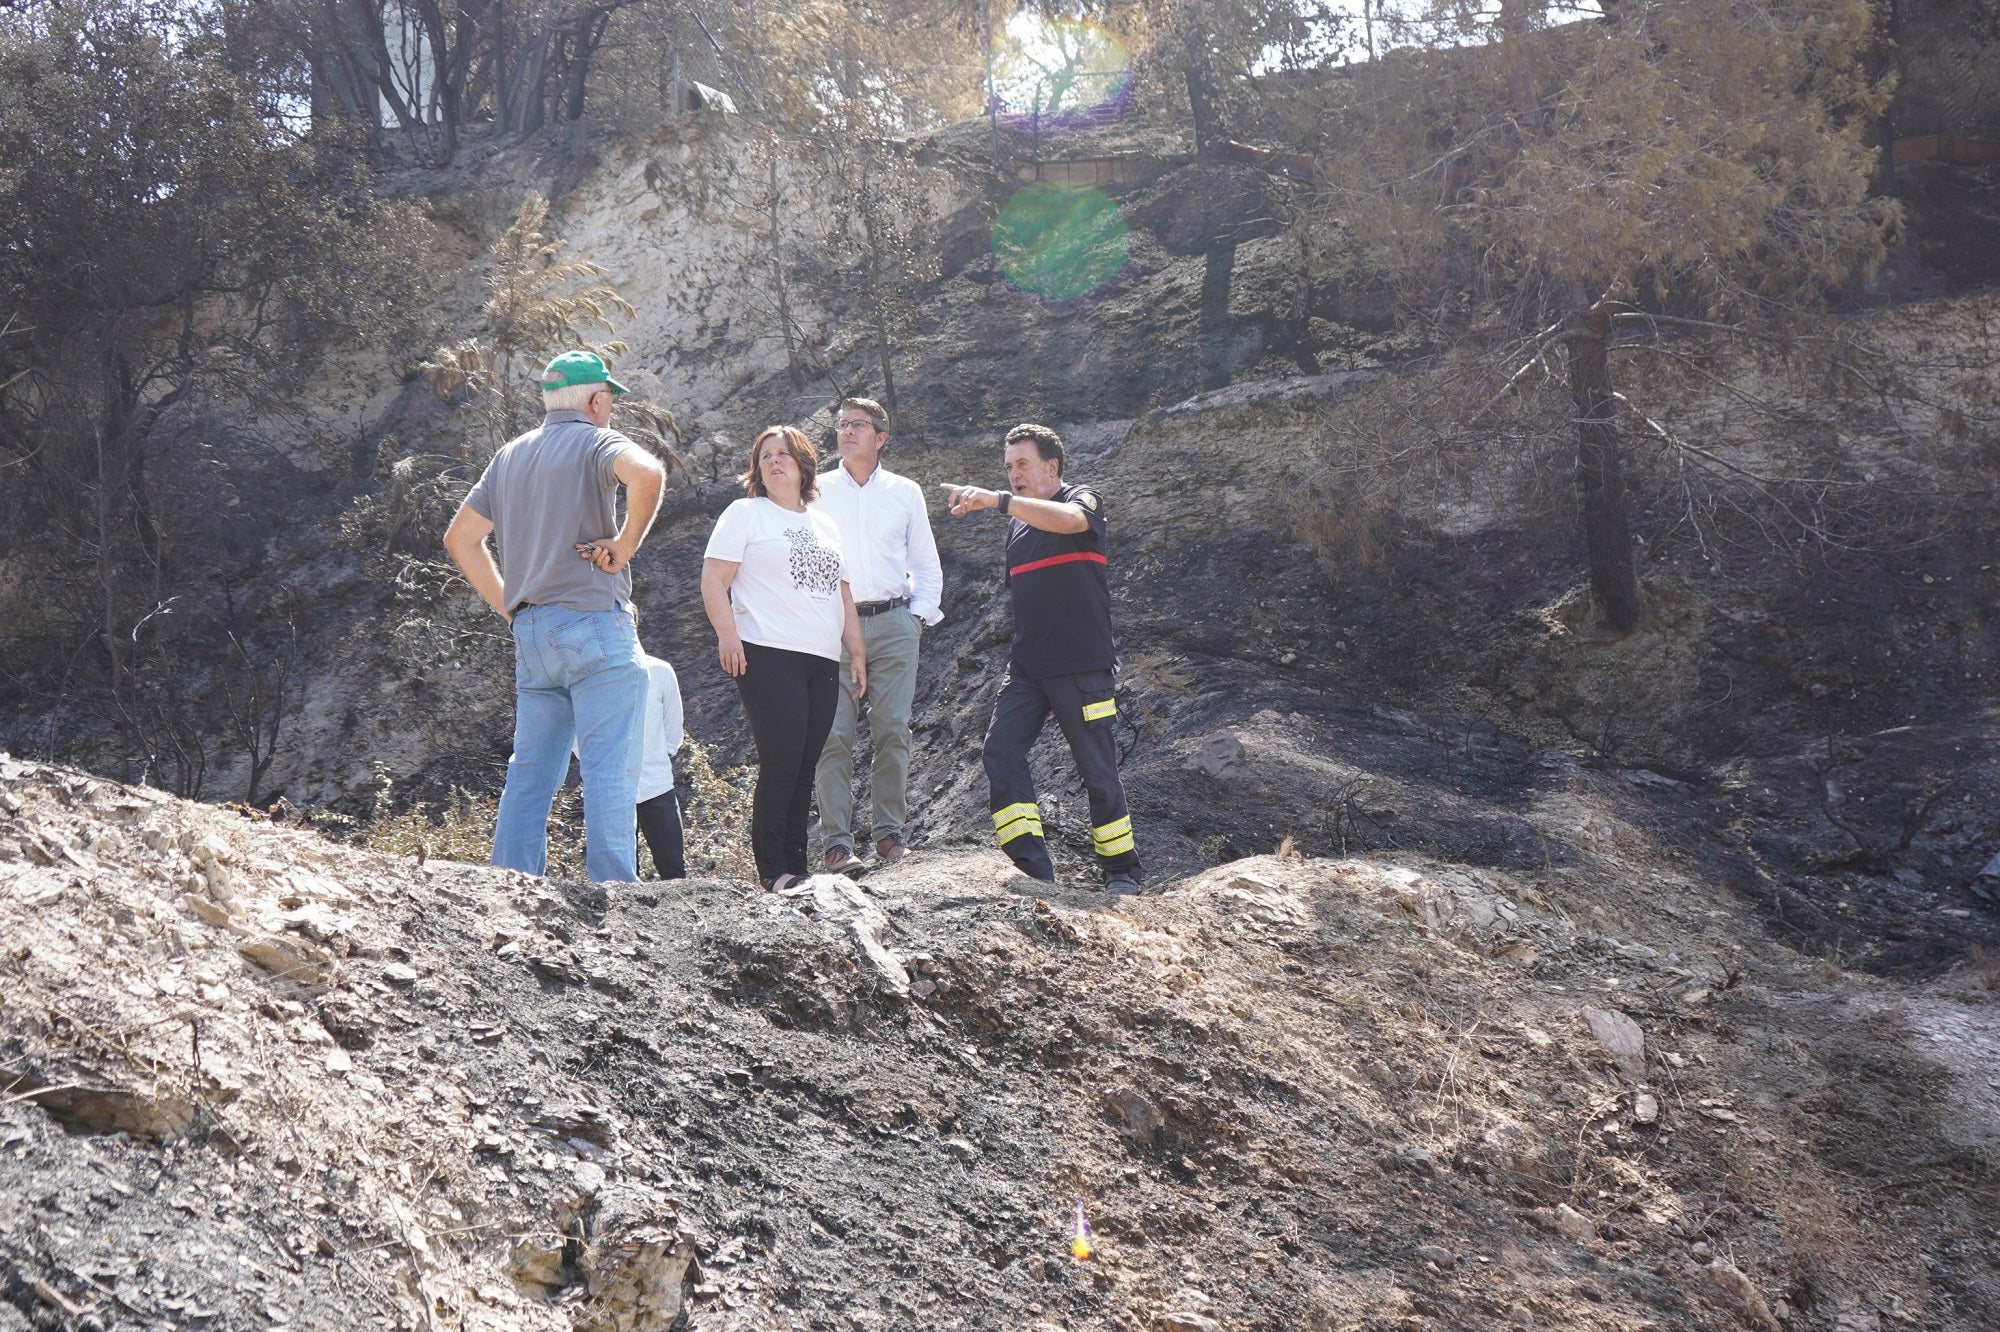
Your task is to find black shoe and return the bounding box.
[1103,870,1143,896]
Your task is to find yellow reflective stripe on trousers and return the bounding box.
[992,802,1044,845]
[1081,698,1116,722]
[1092,816,1134,856]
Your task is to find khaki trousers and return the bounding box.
[814,608,922,849]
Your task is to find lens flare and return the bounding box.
[991,183,1129,300]
[1069,1196,1095,1262]
[991,17,1131,131]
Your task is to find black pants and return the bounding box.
[736,641,840,887]
[981,666,1139,882]
[637,788,686,880]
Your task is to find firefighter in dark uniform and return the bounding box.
[940,423,1142,894]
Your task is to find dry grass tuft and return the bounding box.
[307,740,758,884]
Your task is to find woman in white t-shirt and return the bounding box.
[700,426,867,891]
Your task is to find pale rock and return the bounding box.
[1458,895,1501,929]
[1701,1259,1780,1330]
[1480,1115,1547,1179]
[239,934,336,985]
[1554,1204,1596,1242]
[1416,1244,1455,1267]
[1218,873,1309,927]
[1159,1315,1220,1332]
[804,874,908,996]
[1633,1090,1660,1124]
[1168,1287,1212,1311]
[575,1183,699,1332]
[1583,1007,1646,1078]
[1192,731,1254,785]
[1107,1087,1166,1146]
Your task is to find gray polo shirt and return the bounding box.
[464,410,643,614]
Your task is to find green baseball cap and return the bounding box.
[540,350,629,395]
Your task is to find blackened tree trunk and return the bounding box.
[1199,235,1237,390]
[859,163,899,417]
[1565,296,1645,632]
[1185,63,1216,157]
[767,153,805,391]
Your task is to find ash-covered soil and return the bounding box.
[5,752,1998,1331]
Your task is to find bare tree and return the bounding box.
[217,580,302,807]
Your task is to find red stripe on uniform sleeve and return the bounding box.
[1008,551,1108,577]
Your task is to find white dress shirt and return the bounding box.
[814,460,944,625]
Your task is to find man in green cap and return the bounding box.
[444,350,666,883]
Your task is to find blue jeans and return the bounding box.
[492,606,647,883]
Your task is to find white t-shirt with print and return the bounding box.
[704,497,849,660]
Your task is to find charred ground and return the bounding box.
[3,755,1997,1331]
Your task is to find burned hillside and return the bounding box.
[4,755,1998,1330]
[6,1,2000,1328]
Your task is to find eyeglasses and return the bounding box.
[836,419,881,433]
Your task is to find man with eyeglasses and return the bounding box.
[811,397,943,875]
[443,350,666,884]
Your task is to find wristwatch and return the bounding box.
[997,492,1012,515]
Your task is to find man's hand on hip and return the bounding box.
[575,539,636,574]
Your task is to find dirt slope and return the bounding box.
[4,754,1996,1331]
